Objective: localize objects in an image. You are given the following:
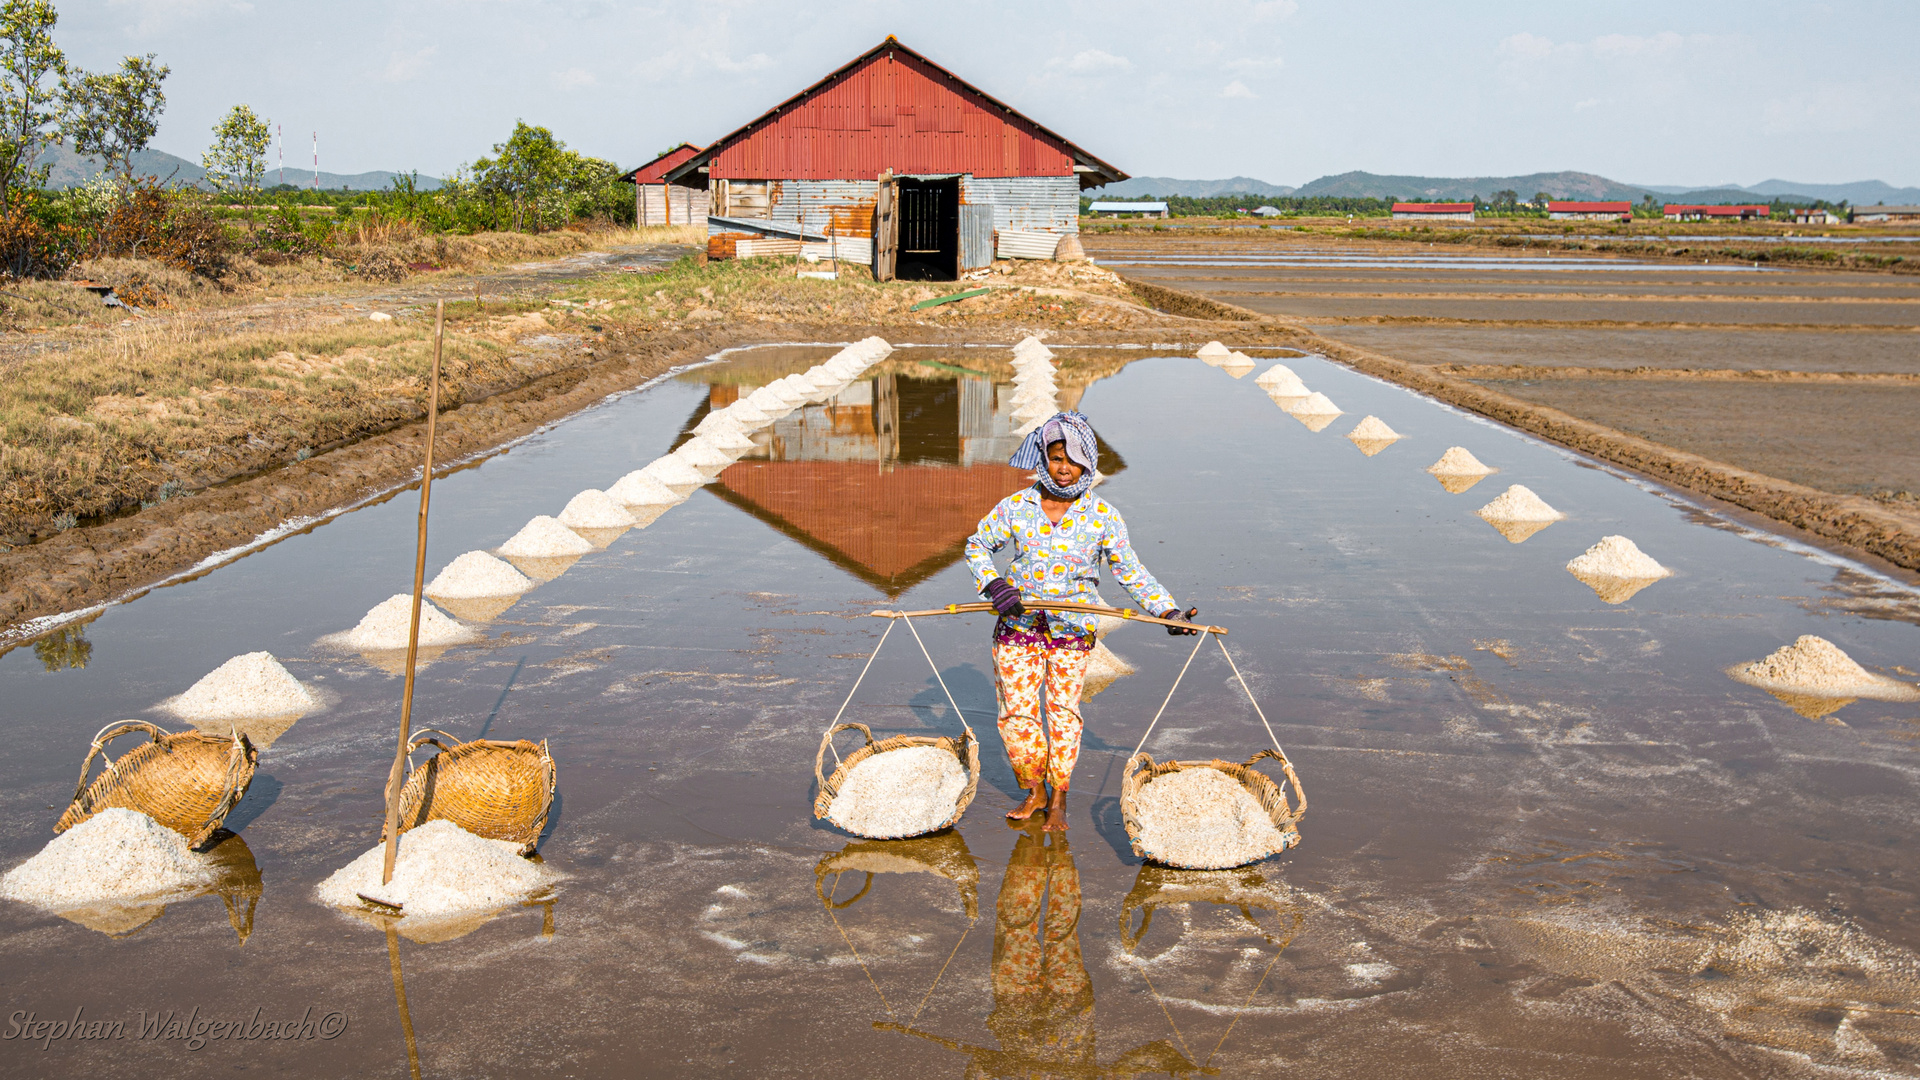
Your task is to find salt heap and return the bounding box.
[167,651,317,724]
[0,809,217,911]
[672,437,737,471]
[696,426,756,452]
[1427,446,1496,493]
[744,387,795,416]
[1728,635,1920,701]
[427,551,533,598]
[694,410,745,437]
[1255,364,1309,396]
[1565,535,1673,604]
[724,400,772,425]
[1013,336,1054,362]
[1475,484,1565,542]
[343,595,479,651]
[316,820,551,920]
[825,745,969,838]
[498,515,593,558]
[1221,351,1256,378]
[607,470,684,507]
[640,455,708,487]
[1286,392,1343,431]
[555,489,635,530]
[1130,767,1288,869]
[1345,415,1402,455]
[1196,341,1231,360]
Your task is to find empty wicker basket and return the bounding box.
[1120,749,1308,870]
[56,720,257,850]
[813,722,981,840]
[394,730,556,855]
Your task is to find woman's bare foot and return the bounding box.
[1007,787,1048,820]
[1042,787,1069,831]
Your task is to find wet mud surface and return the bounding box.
[3,346,1919,1076]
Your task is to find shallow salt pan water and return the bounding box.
[1,343,1918,1077]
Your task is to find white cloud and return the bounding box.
[553,67,597,90]
[1225,55,1286,74]
[382,46,438,84]
[1497,32,1556,60]
[1221,80,1256,99]
[1251,0,1298,20]
[1049,49,1133,75]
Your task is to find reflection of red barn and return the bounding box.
[714,460,1030,594]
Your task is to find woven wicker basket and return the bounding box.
[1120,749,1308,870]
[812,722,980,840]
[55,721,257,850]
[815,832,980,919]
[1119,863,1304,952]
[394,730,556,855]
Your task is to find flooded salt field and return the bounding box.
[3,340,1919,1077]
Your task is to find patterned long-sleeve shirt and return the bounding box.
[966,486,1178,648]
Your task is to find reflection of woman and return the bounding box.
[965,412,1197,831]
[986,827,1092,1074]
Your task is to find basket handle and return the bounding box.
[69,720,167,806]
[1241,748,1308,822]
[815,723,875,791]
[1120,904,1156,953]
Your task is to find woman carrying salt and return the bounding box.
[965,412,1197,831]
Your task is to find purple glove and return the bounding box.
[983,578,1025,617]
[1159,606,1199,636]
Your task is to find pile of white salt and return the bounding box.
[1256,364,1309,396]
[696,425,756,452]
[1428,446,1494,477]
[1082,641,1136,698]
[166,652,316,723]
[1221,351,1256,378]
[316,820,550,919]
[1346,415,1401,454]
[1476,485,1565,543]
[498,516,593,558]
[0,808,217,910]
[724,400,772,425]
[640,456,708,487]
[558,490,637,530]
[427,551,532,598]
[1131,767,1287,869]
[1196,341,1231,359]
[1564,535,1671,603]
[825,745,969,838]
[607,470,683,507]
[1728,636,1920,701]
[343,595,478,651]
[674,437,738,470]
[1287,392,1342,417]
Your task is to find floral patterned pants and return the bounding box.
[993,640,1092,790]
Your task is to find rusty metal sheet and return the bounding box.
[960,175,1079,234]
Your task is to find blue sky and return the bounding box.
[53,0,1919,186]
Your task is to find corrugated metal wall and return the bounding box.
[960,175,1079,234]
[958,204,994,270]
[768,179,880,239]
[707,50,1076,181]
[637,184,709,226]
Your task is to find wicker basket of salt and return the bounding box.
[1117,632,1309,870]
[815,832,980,919]
[393,730,556,855]
[812,614,981,840]
[55,721,257,850]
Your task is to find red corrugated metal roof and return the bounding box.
[1548,201,1632,212]
[1392,202,1474,212]
[666,38,1126,187]
[622,144,703,184]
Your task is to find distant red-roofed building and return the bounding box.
[1547,201,1632,221]
[620,143,707,226]
[1663,204,1770,222]
[1391,202,1475,222]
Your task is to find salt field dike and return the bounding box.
[3,14,1919,1080]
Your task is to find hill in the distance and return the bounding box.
[1100,175,1297,198]
[34,142,442,191]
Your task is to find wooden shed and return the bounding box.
[665,37,1127,280]
[620,143,707,226]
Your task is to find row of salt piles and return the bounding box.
[322,340,898,658]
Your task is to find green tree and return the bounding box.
[472,121,571,232]
[0,0,65,210]
[201,103,269,194]
[1531,191,1550,207]
[64,52,168,188]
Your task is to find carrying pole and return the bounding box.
[379,300,446,890]
[870,600,1225,635]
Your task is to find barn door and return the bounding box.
[958,203,993,272]
[873,181,899,282]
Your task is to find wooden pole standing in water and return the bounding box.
[380,300,446,890]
